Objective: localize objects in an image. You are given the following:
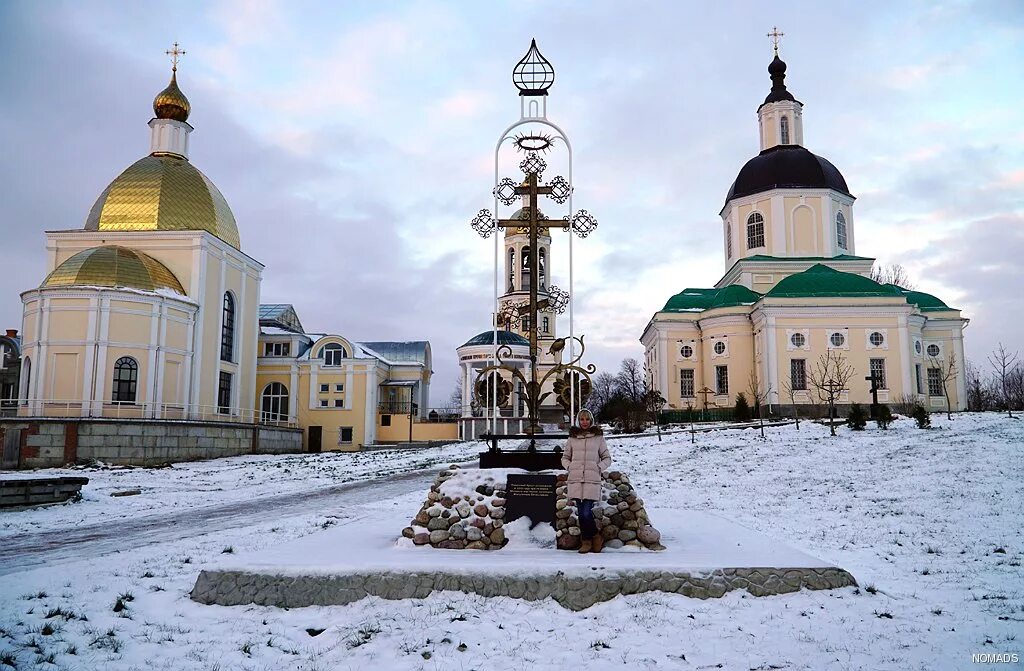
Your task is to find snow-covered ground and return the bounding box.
[1,413,1021,670]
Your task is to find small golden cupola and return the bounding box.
[153,42,190,122]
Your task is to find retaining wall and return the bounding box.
[0,418,302,469]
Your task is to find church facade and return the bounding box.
[641,49,969,414]
[3,56,452,466]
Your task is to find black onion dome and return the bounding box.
[760,54,797,109]
[725,145,853,204]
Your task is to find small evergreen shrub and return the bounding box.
[733,393,752,422]
[846,403,868,430]
[912,404,931,428]
[876,404,894,430]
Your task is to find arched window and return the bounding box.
[220,293,235,362]
[836,212,848,249]
[322,343,347,366]
[725,222,733,257]
[539,248,547,290]
[780,116,790,145]
[520,245,531,291]
[508,248,515,291]
[112,357,138,404]
[21,356,31,403]
[261,382,289,422]
[746,212,765,249]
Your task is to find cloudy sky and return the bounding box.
[1,0,1022,399]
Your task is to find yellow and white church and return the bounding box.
[642,47,969,414]
[14,57,455,454]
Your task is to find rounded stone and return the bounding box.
[414,511,430,525]
[610,513,625,527]
[413,533,430,545]
[557,533,581,550]
[441,497,454,508]
[429,530,449,544]
[470,517,486,529]
[402,526,415,539]
[492,519,503,529]
[441,510,451,519]
[427,507,442,518]
[466,527,483,542]
[621,510,636,521]
[473,504,489,517]
[616,501,629,511]
[555,500,568,510]
[568,527,581,536]
[618,530,637,541]
[622,520,639,531]
[489,528,505,545]
[427,517,449,531]
[491,497,506,506]
[605,538,624,549]
[466,541,487,550]
[438,539,467,550]
[629,502,643,512]
[490,507,505,520]
[608,471,622,480]
[449,525,467,540]
[601,525,619,540]
[427,491,440,501]
[455,502,472,518]
[637,526,661,544]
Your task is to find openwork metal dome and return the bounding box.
[42,246,186,295]
[513,39,554,96]
[84,154,241,249]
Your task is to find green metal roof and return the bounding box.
[663,284,762,312]
[766,264,903,298]
[461,330,530,348]
[892,287,953,312]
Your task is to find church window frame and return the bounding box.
[780,116,790,145]
[869,358,887,390]
[836,212,849,250]
[508,248,516,291]
[264,341,290,357]
[927,367,943,396]
[111,356,139,405]
[680,369,695,398]
[790,358,807,391]
[915,364,924,394]
[260,382,290,423]
[926,343,941,358]
[746,212,766,250]
[322,343,347,367]
[715,365,729,395]
[829,332,847,348]
[790,333,806,349]
[713,341,727,356]
[217,371,232,414]
[220,292,236,363]
[20,356,31,403]
[869,331,885,347]
[680,344,694,359]
[338,426,354,445]
[725,222,733,258]
[542,316,550,333]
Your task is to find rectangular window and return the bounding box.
[319,383,329,393]
[319,399,329,408]
[715,365,729,395]
[679,369,695,398]
[338,427,354,444]
[381,415,391,427]
[522,317,531,332]
[915,364,923,394]
[264,342,291,357]
[927,368,943,396]
[869,358,887,389]
[542,317,550,333]
[217,372,232,414]
[335,384,344,392]
[334,399,344,408]
[790,359,807,391]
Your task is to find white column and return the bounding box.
[766,316,779,406]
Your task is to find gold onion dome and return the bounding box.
[84,154,241,249]
[153,71,191,122]
[42,246,186,295]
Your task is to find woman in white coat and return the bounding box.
[561,408,611,553]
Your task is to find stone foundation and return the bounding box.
[555,470,665,552]
[190,565,857,611]
[402,466,508,549]
[0,418,302,469]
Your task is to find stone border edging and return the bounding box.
[190,565,856,611]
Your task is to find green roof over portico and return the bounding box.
[766,264,903,298]
[663,284,762,312]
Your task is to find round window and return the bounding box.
[830,332,846,347]
[927,344,940,357]
[869,331,885,346]
[680,345,693,358]
[790,333,806,348]
[714,341,726,355]
[915,341,922,354]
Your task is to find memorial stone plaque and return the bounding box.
[504,473,557,526]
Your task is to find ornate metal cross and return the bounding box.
[166,42,186,71]
[767,26,784,53]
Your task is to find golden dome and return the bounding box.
[84,154,241,249]
[42,246,186,295]
[153,71,191,122]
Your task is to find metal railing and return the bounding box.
[8,398,299,428]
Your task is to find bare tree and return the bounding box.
[644,389,667,441]
[747,368,773,439]
[615,358,645,405]
[808,351,856,437]
[988,343,1019,418]
[586,371,616,419]
[930,350,959,420]
[869,262,915,289]
[445,378,463,416]
[779,373,801,430]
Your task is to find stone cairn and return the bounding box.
[402,465,507,550]
[555,470,665,551]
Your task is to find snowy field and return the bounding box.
[0,413,1021,670]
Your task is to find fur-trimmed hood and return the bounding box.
[569,425,604,438]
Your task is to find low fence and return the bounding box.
[13,398,298,428]
[659,408,738,424]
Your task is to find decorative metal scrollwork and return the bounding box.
[567,210,598,238]
[493,177,519,206]
[470,209,497,238]
[553,370,593,413]
[519,152,547,178]
[547,175,572,204]
[497,301,529,329]
[474,372,513,408]
[547,285,570,314]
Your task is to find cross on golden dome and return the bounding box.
[767,26,784,54]
[166,42,186,71]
